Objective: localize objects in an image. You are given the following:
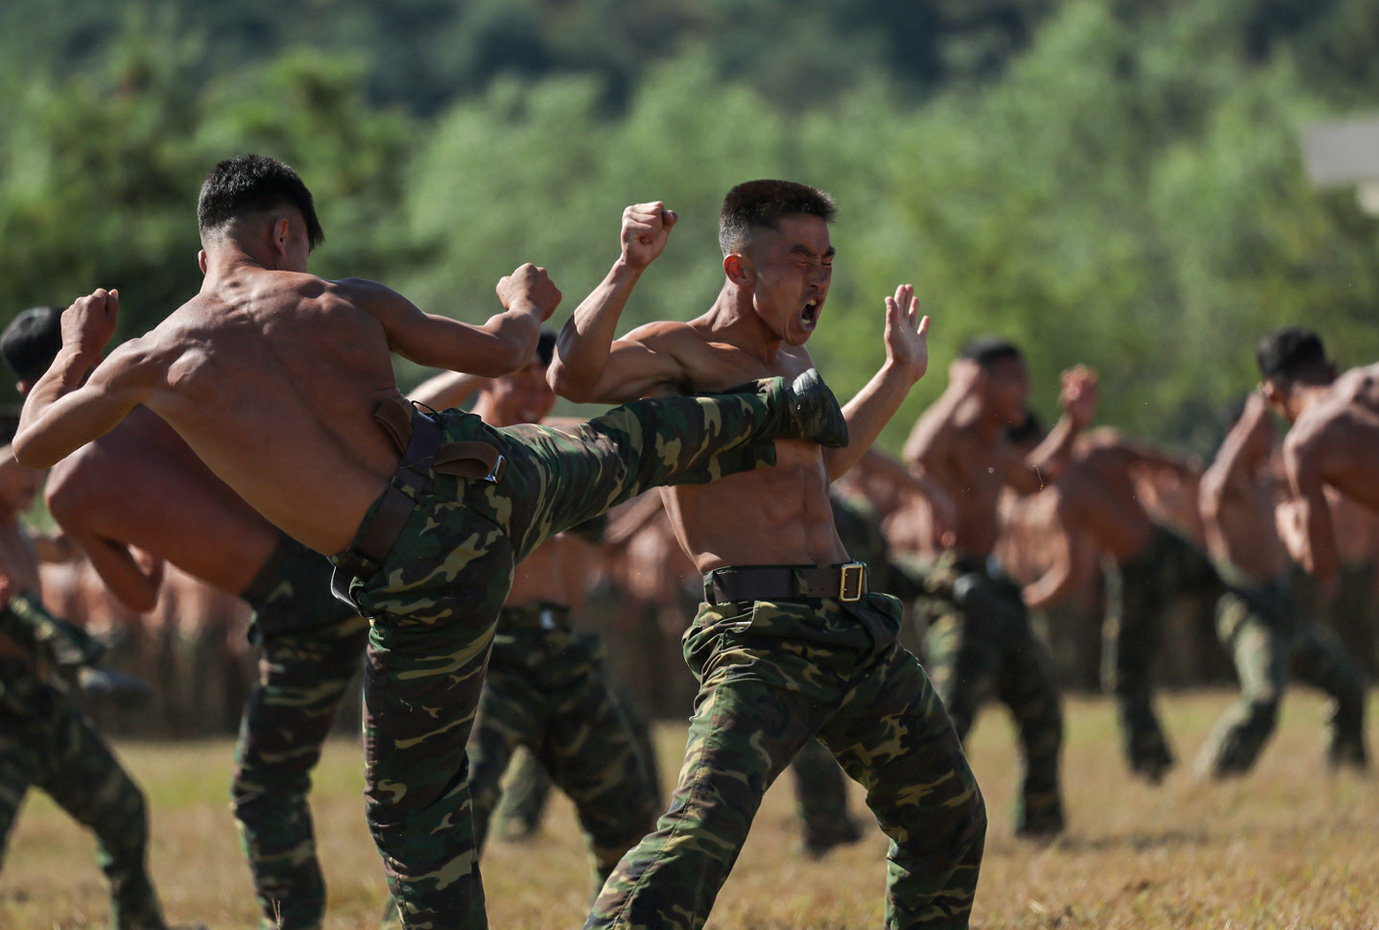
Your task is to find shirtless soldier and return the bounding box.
[1195,391,1367,775]
[401,334,660,898]
[550,182,985,930]
[12,154,846,930]
[1258,327,1379,587]
[3,305,371,930]
[0,428,173,930]
[904,338,1096,835]
[1021,428,1215,782]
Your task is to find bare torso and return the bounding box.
[645,322,845,572]
[1288,363,1379,513]
[45,407,281,595]
[1053,440,1157,566]
[133,272,404,554]
[904,414,1014,559]
[1207,455,1288,583]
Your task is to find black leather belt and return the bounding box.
[704,562,869,604]
[334,401,505,582]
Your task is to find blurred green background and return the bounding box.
[3,0,1378,453]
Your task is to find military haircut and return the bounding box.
[1,305,63,384]
[958,335,1023,369]
[1256,326,1329,384]
[197,154,325,250]
[718,179,837,256]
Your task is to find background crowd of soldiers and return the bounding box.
[31,386,1378,742]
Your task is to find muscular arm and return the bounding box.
[823,286,929,480]
[348,264,558,379]
[69,532,164,613]
[407,371,488,410]
[15,291,158,468]
[549,204,688,403]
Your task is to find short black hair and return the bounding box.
[197,154,324,250]
[0,406,19,446]
[536,327,557,367]
[958,336,1023,369]
[1256,327,1328,383]
[1,306,63,384]
[719,180,836,256]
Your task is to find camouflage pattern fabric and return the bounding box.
[466,604,659,894]
[0,589,107,668]
[332,381,798,930]
[918,552,1065,836]
[1197,572,1368,776]
[0,657,166,930]
[232,534,371,930]
[493,681,661,843]
[586,591,986,930]
[1102,526,1221,780]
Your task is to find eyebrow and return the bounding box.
[790,244,836,260]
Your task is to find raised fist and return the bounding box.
[61,288,119,364]
[621,202,677,269]
[497,264,562,321]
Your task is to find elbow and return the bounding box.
[121,587,159,615]
[547,361,596,404]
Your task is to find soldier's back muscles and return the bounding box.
[137,276,405,555]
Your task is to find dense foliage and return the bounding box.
[2,0,1377,451]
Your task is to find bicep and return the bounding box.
[579,339,690,404]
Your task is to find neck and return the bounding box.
[1287,382,1332,422]
[703,282,783,365]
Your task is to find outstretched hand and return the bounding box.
[62,288,119,366]
[496,264,562,322]
[1059,365,1098,428]
[621,202,677,269]
[884,284,930,383]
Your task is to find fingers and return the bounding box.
[916,314,931,338]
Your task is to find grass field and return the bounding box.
[2,689,1377,929]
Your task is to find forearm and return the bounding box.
[1026,413,1082,482]
[408,371,488,410]
[78,535,163,613]
[825,361,920,480]
[550,259,644,398]
[13,349,106,467]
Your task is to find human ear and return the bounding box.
[198,250,208,275]
[723,254,752,287]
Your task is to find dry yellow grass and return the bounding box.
[2,689,1377,929]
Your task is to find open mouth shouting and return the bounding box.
[800,296,823,332]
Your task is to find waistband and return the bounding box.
[333,400,505,582]
[703,562,869,605]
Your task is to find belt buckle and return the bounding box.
[484,454,507,484]
[839,562,865,602]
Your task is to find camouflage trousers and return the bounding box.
[466,604,659,894]
[494,698,858,858]
[233,535,371,930]
[587,592,986,930]
[333,382,793,930]
[1196,574,1368,777]
[919,555,1065,836]
[1103,526,1220,779]
[0,658,165,930]
[493,676,661,841]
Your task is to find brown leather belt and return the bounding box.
[704,562,869,605]
[334,399,506,581]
